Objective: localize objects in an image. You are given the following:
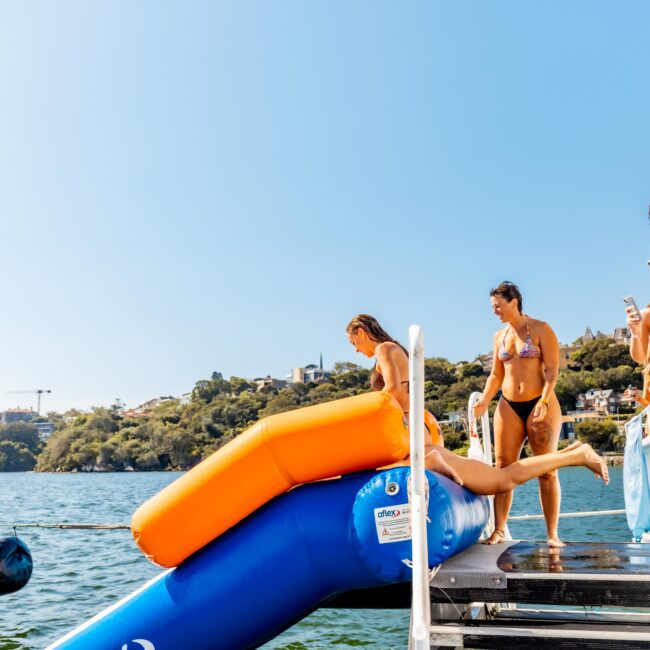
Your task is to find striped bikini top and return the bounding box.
[498,318,541,362]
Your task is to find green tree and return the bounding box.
[575,419,621,452]
[424,358,457,386]
[229,377,254,395]
[0,421,41,454]
[457,363,484,380]
[570,339,633,371]
[555,371,596,411]
[0,441,37,471]
[331,366,370,391]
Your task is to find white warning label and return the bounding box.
[374,503,411,544]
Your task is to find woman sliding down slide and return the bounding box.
[345,313,608,495]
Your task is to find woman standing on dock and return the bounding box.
[346,313,608,496]
[472,282,564,546]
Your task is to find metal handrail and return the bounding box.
[468,391,498,536]
[408,325,429,650]
[509,509,626,521]
[468,391,493,467]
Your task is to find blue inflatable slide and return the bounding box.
[49,467,488,649]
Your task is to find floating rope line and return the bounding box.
[1,509,628,531]
[509,508,626,522]
[3,523,130,530]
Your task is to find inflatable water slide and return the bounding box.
[49,392,488,650]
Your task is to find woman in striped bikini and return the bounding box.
[472,282,564,547]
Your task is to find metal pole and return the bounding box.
[409,325,430,650]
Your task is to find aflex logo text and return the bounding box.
[377,508,401,518]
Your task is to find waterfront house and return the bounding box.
[575,389,622,415]
[0,408,36,425]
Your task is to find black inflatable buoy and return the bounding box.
[0,536,33,595]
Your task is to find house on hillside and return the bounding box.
[0,408,36,425]
[558,342,581,369]
[288,354,332,384]
[122,396,179,418]
[575,389,622,415]
[253,376,288,391]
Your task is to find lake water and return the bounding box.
[0,467,630,649]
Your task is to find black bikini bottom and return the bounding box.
[502,395,542,424]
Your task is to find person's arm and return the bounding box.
[472,332,505,418]
[532,322,559,422]
[374,343,404,403]
[628,307,650,364]
[634,387,650,407]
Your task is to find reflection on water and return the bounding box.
[0,467,629,649]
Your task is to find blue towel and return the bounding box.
[624,407,650,541]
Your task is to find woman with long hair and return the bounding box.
[472,282,564,546]
[346,313,443,446]
[346,313,608,497]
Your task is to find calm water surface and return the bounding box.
[0,467,630,649]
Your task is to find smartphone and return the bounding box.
[624,295,642,321]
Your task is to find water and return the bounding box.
[0,468,630,649]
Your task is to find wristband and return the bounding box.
[540,398,550,407]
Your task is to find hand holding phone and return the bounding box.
[624,295,642,321]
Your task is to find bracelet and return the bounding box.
[540,398,550,407]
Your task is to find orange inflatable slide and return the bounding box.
[132,392,414,567]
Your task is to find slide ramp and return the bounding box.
[49,467,488,649]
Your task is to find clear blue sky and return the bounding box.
[1,1,648,413]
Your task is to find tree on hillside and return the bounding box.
[574,419,622,452]
[555,371,598,411]
[0,441,36,471]
[570,338,633,371]
[229,377,255,395]
[333,361,364,374]
[0,421,41,454]
[331,365,370,391]
[424,358,457,386]
[457,363,484,379]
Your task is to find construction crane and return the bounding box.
[7,389,52,415]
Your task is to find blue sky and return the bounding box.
[1,1,648,413]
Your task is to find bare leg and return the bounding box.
[483,399,526,544]
[527,396,564,547]
[424,448,463,486]
[426,443,608,494]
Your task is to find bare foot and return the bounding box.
[559,441,582,453]
[425,449,463,486]
[579,444,609,485]
[482,528,506,545]
[547,536,565,548]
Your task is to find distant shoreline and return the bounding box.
[22,457,627,473]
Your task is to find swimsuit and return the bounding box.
[370,346,444,445]
[503,395,542,424]
[498,318,541,362]
[499,318,543,423]
[370,368,409,393]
